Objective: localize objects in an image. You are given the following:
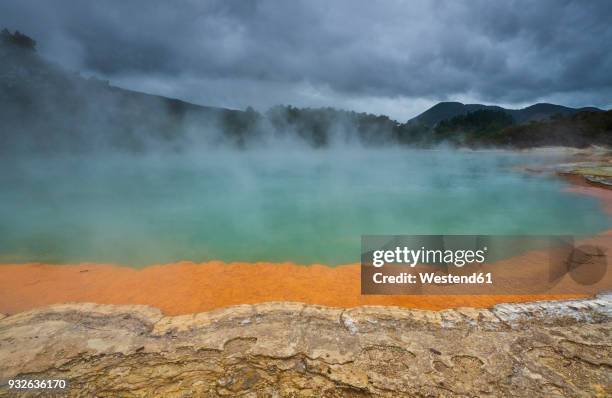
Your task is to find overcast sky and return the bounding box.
[1,0,611,120]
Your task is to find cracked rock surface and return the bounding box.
[0,295,611,397]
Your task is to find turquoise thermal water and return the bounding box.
[0,149,609,266]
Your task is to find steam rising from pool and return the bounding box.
[0,148,609,266]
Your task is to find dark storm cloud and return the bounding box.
[1,0,611,119]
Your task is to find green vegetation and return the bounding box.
[1,28,36,51]
[498,111,612,148]
[266,106,399,147]
[432,110,515,146]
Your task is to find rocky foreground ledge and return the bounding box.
[0,296,611,397]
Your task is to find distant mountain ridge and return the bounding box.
[1,28,611,151]
[410,101,603,126]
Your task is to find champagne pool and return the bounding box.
[0,149,609,266]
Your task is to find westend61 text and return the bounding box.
[373,272,493,285]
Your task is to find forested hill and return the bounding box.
[409,101,602,126]
[422,109,612,148]
[1,28,610,152]
[0,29,257,152]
